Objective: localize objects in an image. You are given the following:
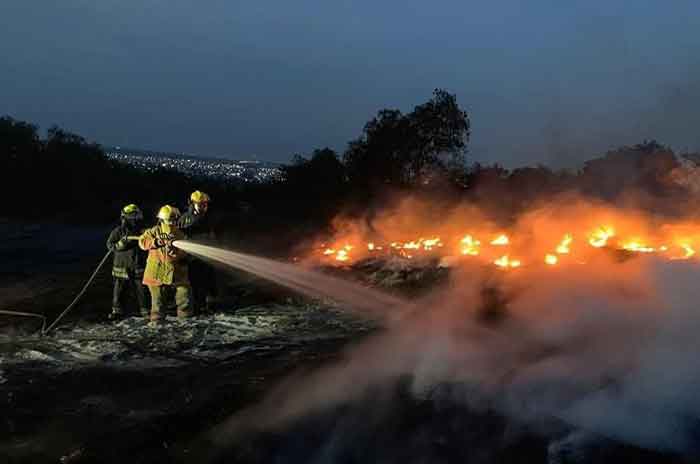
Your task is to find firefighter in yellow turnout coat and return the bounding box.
[138,205,192,325]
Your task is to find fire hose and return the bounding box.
[0,309,47,333]
[0,249,113,336]
[2,235,157,336]
[43,235,149,334]
[43,249,114,335]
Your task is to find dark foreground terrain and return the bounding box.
[0,221,690,463]
[0,307,373,463]
[2,311,680,464]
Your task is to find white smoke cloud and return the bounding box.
[208,255,700,457]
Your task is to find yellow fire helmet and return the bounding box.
[121,203,143,220]
[156,205,181,224]
[190,190,211,204]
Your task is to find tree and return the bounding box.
[343,109,407,190]
[0,116,41,160]
[279,147,347,223]
[407,88,470,180]
[0,117,42,184]
[580,140,679,199]
[343,89,470,192]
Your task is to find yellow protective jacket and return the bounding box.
[138,224,189,286]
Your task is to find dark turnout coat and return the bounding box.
[106,223,147,279]
[178,206,217,300]
[178,206,215,240]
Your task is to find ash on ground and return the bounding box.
[1,304,374,369]
[323,256,450,296]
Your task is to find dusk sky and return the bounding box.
[2,1,699,167]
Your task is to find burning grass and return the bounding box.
[307,195,700,271]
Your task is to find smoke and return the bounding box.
[174,188,700,458]
[669,157,700,195]
[204,246,700,456]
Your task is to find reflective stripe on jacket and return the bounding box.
[106,224,146,279]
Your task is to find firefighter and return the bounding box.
[139,205,191,326]
[105,204,148,320]
[178,190,217,314]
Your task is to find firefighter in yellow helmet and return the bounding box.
[178,190,217,314]
[138,205,191,325]
[105,204,148,320]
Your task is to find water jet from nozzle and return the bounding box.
[173,241,407,319]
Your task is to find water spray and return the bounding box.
[173,240,408,319]
[10,238,406,336]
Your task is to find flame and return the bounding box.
[321,244,355,262]
[314,206,700,270]
[556,234,573,254]
[459,235,480,256]
[422,237,443,250]
[671,243,696,260]
[384,237,445,253]
[621,241,655,253]
[494,255,521,268]
[403,240,421,250]
[491,234,509,246]
[320,229,683,268]
[589,226,615,248]
[682,243,696,259]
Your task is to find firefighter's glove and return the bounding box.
[115,237,130,251]
[155,236,174,249]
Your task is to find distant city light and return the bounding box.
[105,150,282,183]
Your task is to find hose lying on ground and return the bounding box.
[43,250,113,335]
[0,309,47,334]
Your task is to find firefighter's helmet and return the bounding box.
[156,205,181,224]
[190,190,211,204]
[121,204,143,221]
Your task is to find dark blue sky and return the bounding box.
[2,1,699,167]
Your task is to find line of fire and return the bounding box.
[309,200,700,270]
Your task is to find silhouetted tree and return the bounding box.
[0,117,41,160]
[580,140,679,199]
[464,163,509,189]
[344,109,407,190]
[407,88,470,179]
[507,165,563,209]
[344,89,470,193]
[279,147,347,223]
[0,117,43,216]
